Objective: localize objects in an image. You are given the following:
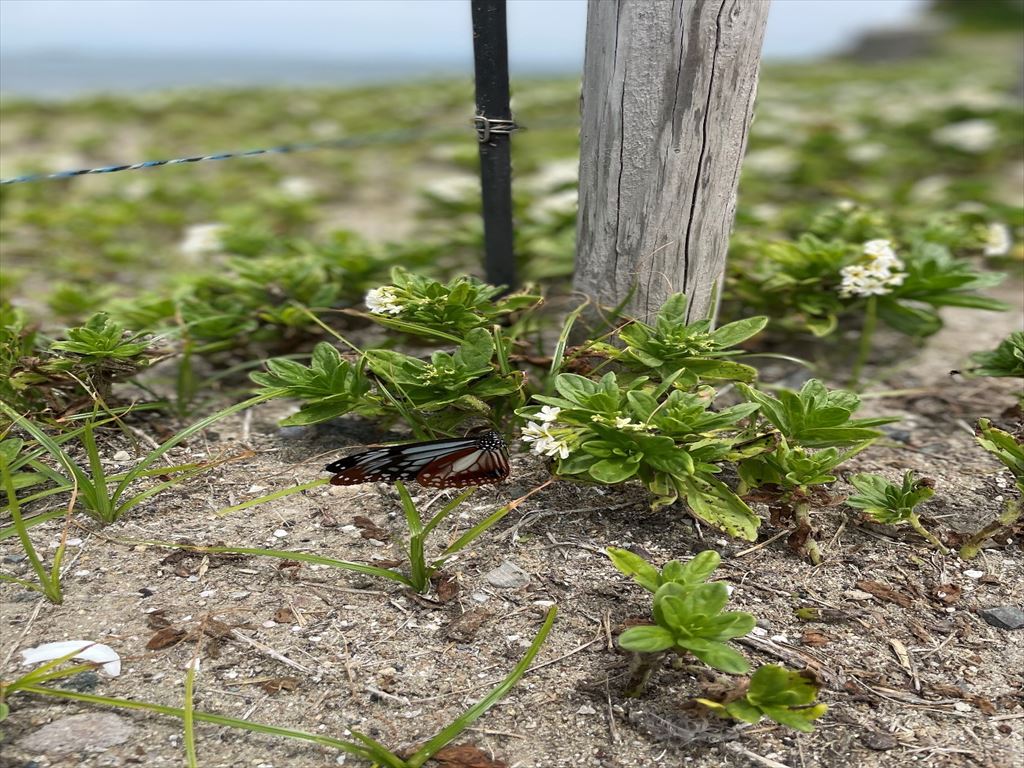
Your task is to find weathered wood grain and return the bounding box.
[574,0,770,324]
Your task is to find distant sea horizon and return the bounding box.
[0,52,582,99]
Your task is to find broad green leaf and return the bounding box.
[618,625,675,653]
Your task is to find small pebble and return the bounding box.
[272,529,288,538]
[112,450,131,462]
[484,560,530,589]
[964,570,984,580]
[576,704,597,715]
[978,606,1024,630]
[953,701,972,713]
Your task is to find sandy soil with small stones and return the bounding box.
[2,281,1022,768]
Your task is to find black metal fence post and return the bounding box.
[471,0,517,290]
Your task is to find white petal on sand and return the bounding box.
[20,640,121,677]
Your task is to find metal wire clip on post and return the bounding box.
[473,115,519,144]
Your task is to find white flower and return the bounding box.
[528,159,579,191]
[836,199,857,212]
[838,240,907,298]
[847,143,886,164]
[278,177,316,200]
[364,286,404,315]
[179,223,225,259]
[423,174,478,203]
[932,120,998,153]
[537,406,561,422]
[743,147,798,176]
[521,421,572,459]
[532,188,578,219]
[909,175,950,204]
[983,223,1012,257]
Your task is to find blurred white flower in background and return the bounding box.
[423,174,478,203]
[932,119,998,153]
[847,143,886,164]
[178,223,225,259]
[532,189,578,221]
[983,223,1012,257]
[743,147,799,176]
[278,176,317,200]
[527,159,579,191]
[909,175,950,204]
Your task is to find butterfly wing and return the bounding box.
[325,432,509,488]
[415,433,510,488]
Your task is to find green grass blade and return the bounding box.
[1,457,60,603]
[421,489,476,538]
[79,421,112,522]
[0,507,68,540]
[17,685,385,763]
[114,394,272,499]
[215,478,330,517]
[547,297,590,392]
[407,606,557,767]
[183,664,198,768]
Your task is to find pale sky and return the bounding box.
[1,0,928,63]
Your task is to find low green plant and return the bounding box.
[697,664,828,733]
[967,332,1024,379]
[0,395,266,528]
[846,471,947,553]
[359,267,541,340]
[735,379,894,562]
[0,308,160,421]
[607,549,754,695]
[2,606,557,768]
[959,419,1023,559]
[254,328,526,436]
[598,294,768,383]
[160,479,549,595]
[520,372,766,539]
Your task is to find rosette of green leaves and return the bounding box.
[618,580,755,674]
[968,332,1024,378]
[698,665,827,733]
[365,328,525,425]
[878,243,1007,337]
[364,268,540,341]
[250,342,374,426]
[525,372,765,539]
[738,439,870,492]
[612,294,767,383]
[847,472,935,525]
[606,548,722,594]
[736,379,895,449]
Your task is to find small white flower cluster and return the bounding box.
[983,223,1012,257]
[178,223,225,259]
[932,119,998,154]
[838,239,907,299]
[521,406,573,459]
[591,414,648,431]
[364,286,405,315]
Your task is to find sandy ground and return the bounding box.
[2,281,1022,768]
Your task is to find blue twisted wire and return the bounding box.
[0,130,424,186]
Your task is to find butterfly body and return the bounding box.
[325,431,510,488]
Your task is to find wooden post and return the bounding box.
[574,0,770,323]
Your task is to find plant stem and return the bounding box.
[793,500,822,565]
[959,497,1021,560]
[850,295,877,391]
[907,513,949,554]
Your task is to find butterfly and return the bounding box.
[324,431,511,488]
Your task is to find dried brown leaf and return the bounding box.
[146,626,188,650]
[428,743,507,768]
[259,676,299,694]
[855,580,913,608]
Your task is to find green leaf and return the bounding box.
[677,638,750,674]
[589,459,638,484]
[619,625,675,653]
[606,547,662,593]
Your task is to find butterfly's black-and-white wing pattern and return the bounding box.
[324,431,510,488]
